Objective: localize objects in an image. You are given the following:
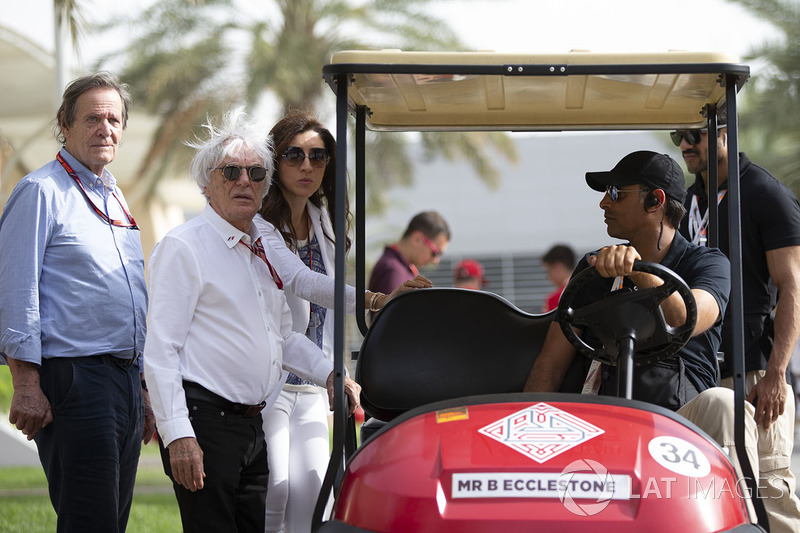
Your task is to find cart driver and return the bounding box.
[523,150,760,487]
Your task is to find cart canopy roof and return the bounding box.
[323,50,748,132]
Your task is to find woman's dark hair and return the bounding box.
[259,111,351,253]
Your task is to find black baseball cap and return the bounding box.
[585,150,686,203]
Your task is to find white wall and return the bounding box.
[367,131,687,261]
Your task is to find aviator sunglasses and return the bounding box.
[282,146,330,168]
[669,124,726,147]
[211,164,268,182]
[604,185,648,202]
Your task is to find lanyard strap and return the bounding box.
[56,153,139,230]
[582,275,626,395]
[688,191,727,246]
[240,238,283,289]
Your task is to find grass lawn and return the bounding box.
[0,441,182,533]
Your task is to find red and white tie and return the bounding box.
[241,238,283,289]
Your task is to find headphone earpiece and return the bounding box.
[644,193,661,210]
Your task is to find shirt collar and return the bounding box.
[201,204,262,249]
[59,147,117,191]
[660,230,689,271]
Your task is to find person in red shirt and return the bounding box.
[453,259,487,290]
[541,244,576,312]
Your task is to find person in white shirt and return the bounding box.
[143,108,360,533]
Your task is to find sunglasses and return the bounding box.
[282,146,330,168]
[421,234,441,258]
[211,164,268,182]
[604,185,648,202]
[669,124,726,147]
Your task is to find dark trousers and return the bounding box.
[35,355,143,533]
[158,386,268,533]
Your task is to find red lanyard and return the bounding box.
[240,239,284,289]
[56,153,139,230]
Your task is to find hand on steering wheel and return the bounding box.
[556,260,697,366]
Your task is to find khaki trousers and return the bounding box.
[721,371,800,533]
[677,386,759,521]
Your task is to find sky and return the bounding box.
[0,0,777,68]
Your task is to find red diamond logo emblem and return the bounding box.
[479,403,604,463]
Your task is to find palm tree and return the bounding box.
[725,0,800,196]
[94,0,516,229]
[54,0,86,96]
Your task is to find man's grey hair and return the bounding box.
[55,71,132,144]
[187,107,274,200]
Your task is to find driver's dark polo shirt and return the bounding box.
[564,232,730,410]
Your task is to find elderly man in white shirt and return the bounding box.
[143,108,360,533]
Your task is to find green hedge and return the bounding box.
[0,365,12,413]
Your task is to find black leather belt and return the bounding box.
[101,353,138,367]
[182,381,266,418]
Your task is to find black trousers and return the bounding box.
[159,386,268,533]
[35,355,143,533]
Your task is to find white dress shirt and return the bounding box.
[143,205,333,447]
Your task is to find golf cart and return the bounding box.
[314,50,764,532]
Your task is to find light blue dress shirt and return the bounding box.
[0,148,147,367]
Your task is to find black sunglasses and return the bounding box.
[669,124,726,147]
[211,164,268,182]
[282,146,330,168]
[604,185,649,202]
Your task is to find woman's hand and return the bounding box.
[380,275,433,308]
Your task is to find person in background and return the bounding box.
[541,244,577,312]
[675,107,800,533]
[143,108,361,533]
[0,72,153,533]
[368,210,450,295]
[453,259,487,290]
[253,111,429,533]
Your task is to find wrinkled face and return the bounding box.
[599,184,647,240]
[62,87,123,176]
[278,130,327,205]
[205,146,266,233]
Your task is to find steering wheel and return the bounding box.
[556,260,697,366]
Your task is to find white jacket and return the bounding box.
[253,204,357,363]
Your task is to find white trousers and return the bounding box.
[263,387,330,533]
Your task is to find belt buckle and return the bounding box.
[243,402,266,418]
[119,356,138,367]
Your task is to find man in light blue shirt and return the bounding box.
[0,72,153,533]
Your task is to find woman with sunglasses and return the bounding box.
[253,112,429,533]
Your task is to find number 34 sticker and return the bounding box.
[648,436,711,478]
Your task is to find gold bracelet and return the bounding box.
[368,291,383,311]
